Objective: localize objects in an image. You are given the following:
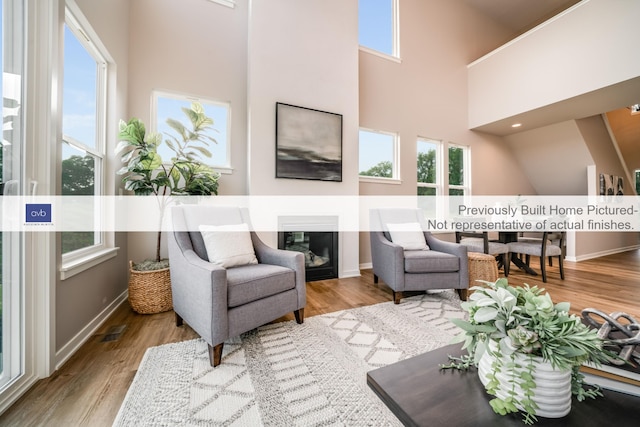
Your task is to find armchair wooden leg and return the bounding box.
[208,343,223,367]
[457,288,468,301]
[541,257,548,283]
[294,308,305,324]
[558,256,565,280]
[393,291,403,304]
[175,313,183,327]
[373,274,379,284]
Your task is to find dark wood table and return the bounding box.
[367,344,639,426]
[498,231,539,276]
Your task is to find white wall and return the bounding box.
[468,0,640,132]
[247,0,360,277]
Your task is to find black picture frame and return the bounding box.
[276,102,343,182]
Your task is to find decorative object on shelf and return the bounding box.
[581,308,640,366]
[441,278,610,425]
[116,103,220,313]
[275,102,343,182]
[599,173,624,195]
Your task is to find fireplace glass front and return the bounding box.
[278,231,338,281]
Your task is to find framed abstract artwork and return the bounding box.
[276,102,342,182]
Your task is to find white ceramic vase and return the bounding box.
[477,341,572,419]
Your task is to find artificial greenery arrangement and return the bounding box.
[116,102,220,269]
[441,278,610,425]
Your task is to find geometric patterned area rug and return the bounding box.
[113,290,466,426]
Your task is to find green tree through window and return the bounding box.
[360,160,392,178]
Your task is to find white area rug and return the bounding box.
[113,290,465,426]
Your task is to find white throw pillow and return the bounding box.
[386,222,430,251]
[199,223,258,268]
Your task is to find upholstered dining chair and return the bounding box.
[168,205,306,367]
[369,208,469,304]
[455,231,510,276]
[507,231,566,282]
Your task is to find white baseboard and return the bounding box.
[339,268,361,278]
[359,262,373,270]
[569,245,640,262]
[55,290,129,370]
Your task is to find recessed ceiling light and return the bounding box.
[511,123,522,128]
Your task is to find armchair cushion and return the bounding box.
[199,223,258,268]
[386,222,430,250]
[404,250,460,273]
[226,264,296,308]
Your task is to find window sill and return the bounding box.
[207,0,235,8]
[358,46,402,64]
[359,176,402,185]
[60,247,119,280]
[215,166,234,175]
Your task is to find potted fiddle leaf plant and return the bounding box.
[441,278,611,425]
[116,102,220,313]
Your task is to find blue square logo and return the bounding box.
[26,204,52,223]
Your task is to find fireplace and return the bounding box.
[278,216,339,281]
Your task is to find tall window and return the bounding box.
[152,91,231,171]
[636,169,640,195]
[448,144,470,196]
[359,128,399,180]
[417,138,441,195]
[1,0,24,393]
[358,0,399,58]
[61,10,107,256]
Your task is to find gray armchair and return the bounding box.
[369,208,469,304]
[168,205,306,367]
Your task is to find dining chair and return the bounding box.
[507,231,565,282]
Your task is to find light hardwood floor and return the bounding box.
[1,249,639,426]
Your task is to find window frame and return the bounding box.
[151,90,233,174]
[447,142,471,196]
[358,127,401,184]
[416,137,443,196]
[60,4,117,280]
[358,0,401,61]
[207,0,235,8]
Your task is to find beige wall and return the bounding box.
[574,115,639,259]
[126,0,249,263]
[247,0,360,277]
[127,0,248,195]
[358,0,537,265]
[504,120,594,195]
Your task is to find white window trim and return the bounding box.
[447,143,471,196]
[151,89,233,174]
[207,0,235,8]
[60,2,117,278]
[417,137,443,195]
[358,0,401,60]
[358,127,401,183]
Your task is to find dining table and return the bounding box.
[498,231,539,276]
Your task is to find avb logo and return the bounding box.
[26,204,52,223]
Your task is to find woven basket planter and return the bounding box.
[127,261,173,314]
